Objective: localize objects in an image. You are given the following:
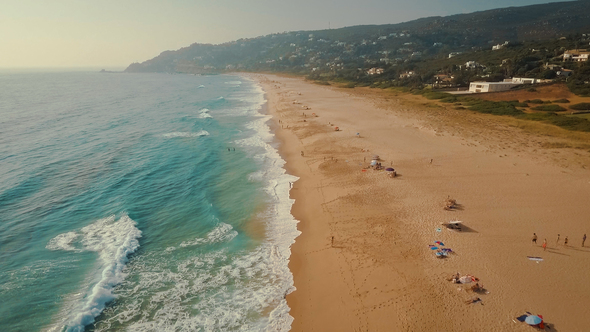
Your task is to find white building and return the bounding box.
[504,77,554,84]
[563,49,590,62]
[463,61,484,69]
[492,41,509,51]
[399,71,415,78]
[367,67,385,75]
[469,82,520,93]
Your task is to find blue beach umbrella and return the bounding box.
[429,246,439,250]
[525,315,543,325]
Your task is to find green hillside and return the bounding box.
[125,0,590,95]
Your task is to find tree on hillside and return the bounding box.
[567,62,590,96]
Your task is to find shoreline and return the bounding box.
[250,74,590,331]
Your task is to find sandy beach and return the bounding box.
[250,74,590,331]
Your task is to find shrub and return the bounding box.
[527,87,537,92]
[569,103,590,111]
[439,96,458,103]
[531,105,566,112]
[552,99,570,103]
[508,101,529,107]
[423,92,452,100]
[528,99,544,104]
[464,100,523,116]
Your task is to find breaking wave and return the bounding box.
[46,214,142,332]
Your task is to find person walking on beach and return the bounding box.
[532,233,537,244]
[556,234,560,246]
[583,234,587,247]
[564,236,569,246]
[542,239,547,251]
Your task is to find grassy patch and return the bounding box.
[422,91,452,100]
[531,105,567,112]
[552,99,570,103]
[568,113,590,120]
[524,99,545,104]
[462,99,524,116]
[570,103,590,111]
[520,112,590,131]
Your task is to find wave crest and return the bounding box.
[162,131,209,138]
[47,214,142,332]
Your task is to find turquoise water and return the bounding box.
[0,72,298,331]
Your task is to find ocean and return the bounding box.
[0,72,299,331]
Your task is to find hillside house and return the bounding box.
[469,82,520,93]
[434,74,454,87]
[492,41,509,51]
[462,61,484,69]
[367,67,385,75]
[448,52,462,58]
[563,49,590,62]
[399,71,415,79]
[557,69,573,77]
[544,63,562,71]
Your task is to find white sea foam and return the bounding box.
[231,77,300,331]
[197,108,212,118]
[162,131,209,138]
[216,80,266,117]
[225,81,242,85]
[86,77,299,332]
[179,223,238,247]
[46,231,81,252]
[46,214,142,332]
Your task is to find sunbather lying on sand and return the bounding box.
[465,297,483,305]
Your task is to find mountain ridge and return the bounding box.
[125,0,590,74]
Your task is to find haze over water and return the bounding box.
[0,72,298,331]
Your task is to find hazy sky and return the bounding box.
[0,0,565,68]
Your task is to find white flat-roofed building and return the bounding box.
[469,82,521,93]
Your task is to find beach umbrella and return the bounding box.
[435,241,445,246]
[385,168,395,171]
[371,160,377,166]
[458,276,473,284]
[525,315,543,325]
[429,246,439,250]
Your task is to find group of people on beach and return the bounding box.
[532,232,586,250]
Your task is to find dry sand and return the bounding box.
[248,74,590,331]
